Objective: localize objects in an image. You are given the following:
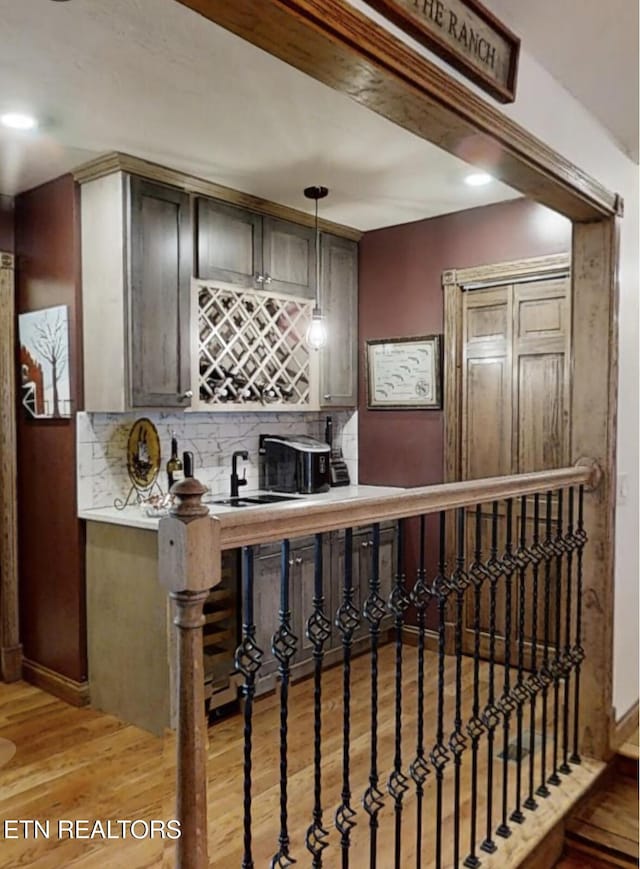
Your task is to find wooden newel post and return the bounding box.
[159,477,221,869]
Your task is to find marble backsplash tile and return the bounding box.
[77,409,358,510]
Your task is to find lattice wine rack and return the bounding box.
[195,283,316,409]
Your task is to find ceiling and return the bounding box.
[0,0,520,230]
[486,0,639,162]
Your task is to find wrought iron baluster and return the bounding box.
[570,485,586,764]
[410,515,431,869]
[306,533,330,867]
[549,489,564,788]
[536,491,554,799]
[524,493,541,812]
[450,508,469,868]
[430,511,450,869]
[560,488,575,776]
[363,523,385,869]
[497,498,515,840]
[464,504,485,869]
[271,539,298,868]
[335,527,358,868]
[481,501,500,856]
[510,497,529,823]
[235,545,263,869]
[388,519,410,869]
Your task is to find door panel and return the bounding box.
[262,217,315,298]
[516,353,565,471]
[460,275,571,659]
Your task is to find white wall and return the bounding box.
[347,0,639,719]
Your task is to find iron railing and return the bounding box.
[159,464,597,868]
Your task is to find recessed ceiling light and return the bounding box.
[1,112,38,131]
[465,172,493,187]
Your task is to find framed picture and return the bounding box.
[366,335,442,409]
[18,304,71,419]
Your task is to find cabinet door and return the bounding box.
[320,234,358,407]
[378,524,397,630]
[262,216,315,298]
[196,198,262,287]
[253,546,282,684]
[129,177,191,407]
[293,537,330,664]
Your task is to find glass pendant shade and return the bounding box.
[304,185,329,351]
[306,307,328,350]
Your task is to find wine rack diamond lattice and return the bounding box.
[198,285,314,407]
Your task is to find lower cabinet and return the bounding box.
[253,523,397,696]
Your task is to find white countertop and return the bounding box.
[79,485,406,531]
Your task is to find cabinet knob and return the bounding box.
[361,541,369,549]
[181,389,193,399]
[263,273,272,285]
[288,558,295,567]
[323,394,331,400]
[295,556,303,565]
[255,273,264,284]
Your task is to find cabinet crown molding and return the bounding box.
[73,151,362,242]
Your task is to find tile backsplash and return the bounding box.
[77,410,358,510]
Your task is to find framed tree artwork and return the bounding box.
[18,305,71,419]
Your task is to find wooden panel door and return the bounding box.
[196,197,263,287]
[262,216,315,298]
[460,277,571,656]
[461,287,513,480]
[129,177,191,407]
[319,233,358,407]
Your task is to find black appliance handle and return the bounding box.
[325,415,333,449]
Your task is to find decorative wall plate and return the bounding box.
[127,417,161,489]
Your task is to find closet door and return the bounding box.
[459,277,571,660]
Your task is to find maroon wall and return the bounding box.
[0,194,14,252]
[358,198,571,607]
[15,174,86,683]
[358,198,572,486]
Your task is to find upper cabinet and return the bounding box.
[130,177,191,407]
[262,216,315,298]
[196,198,262,288]
[319,233,358,407]
[79,157,358,412]
[196,199,315,298]
[81,172,192,411]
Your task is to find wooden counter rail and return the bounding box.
[158,461,599,869]
[212,463,597,551]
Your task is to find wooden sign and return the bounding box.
[364,0,520,103]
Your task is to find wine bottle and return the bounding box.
[166,432,184,490]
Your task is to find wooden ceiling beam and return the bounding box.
[175,0,619,222]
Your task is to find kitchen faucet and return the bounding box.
[230,450,249,497]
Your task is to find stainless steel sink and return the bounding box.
[205,493,300,508]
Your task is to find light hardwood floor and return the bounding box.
[0,647,602,868]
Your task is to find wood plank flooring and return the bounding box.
[619,728,639,762]
[562,756,638,869]
[0,646,602,868]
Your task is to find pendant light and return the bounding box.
[304,185,329,351]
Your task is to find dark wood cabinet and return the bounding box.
[320,233,358,407]
[196,198,316,298]
[196,198,263,287]
[262,216,315,298]
[129,177,192,407]
[253,524,395,695]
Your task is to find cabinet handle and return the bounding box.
[295,556,303,565]
[181,389,193,399]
